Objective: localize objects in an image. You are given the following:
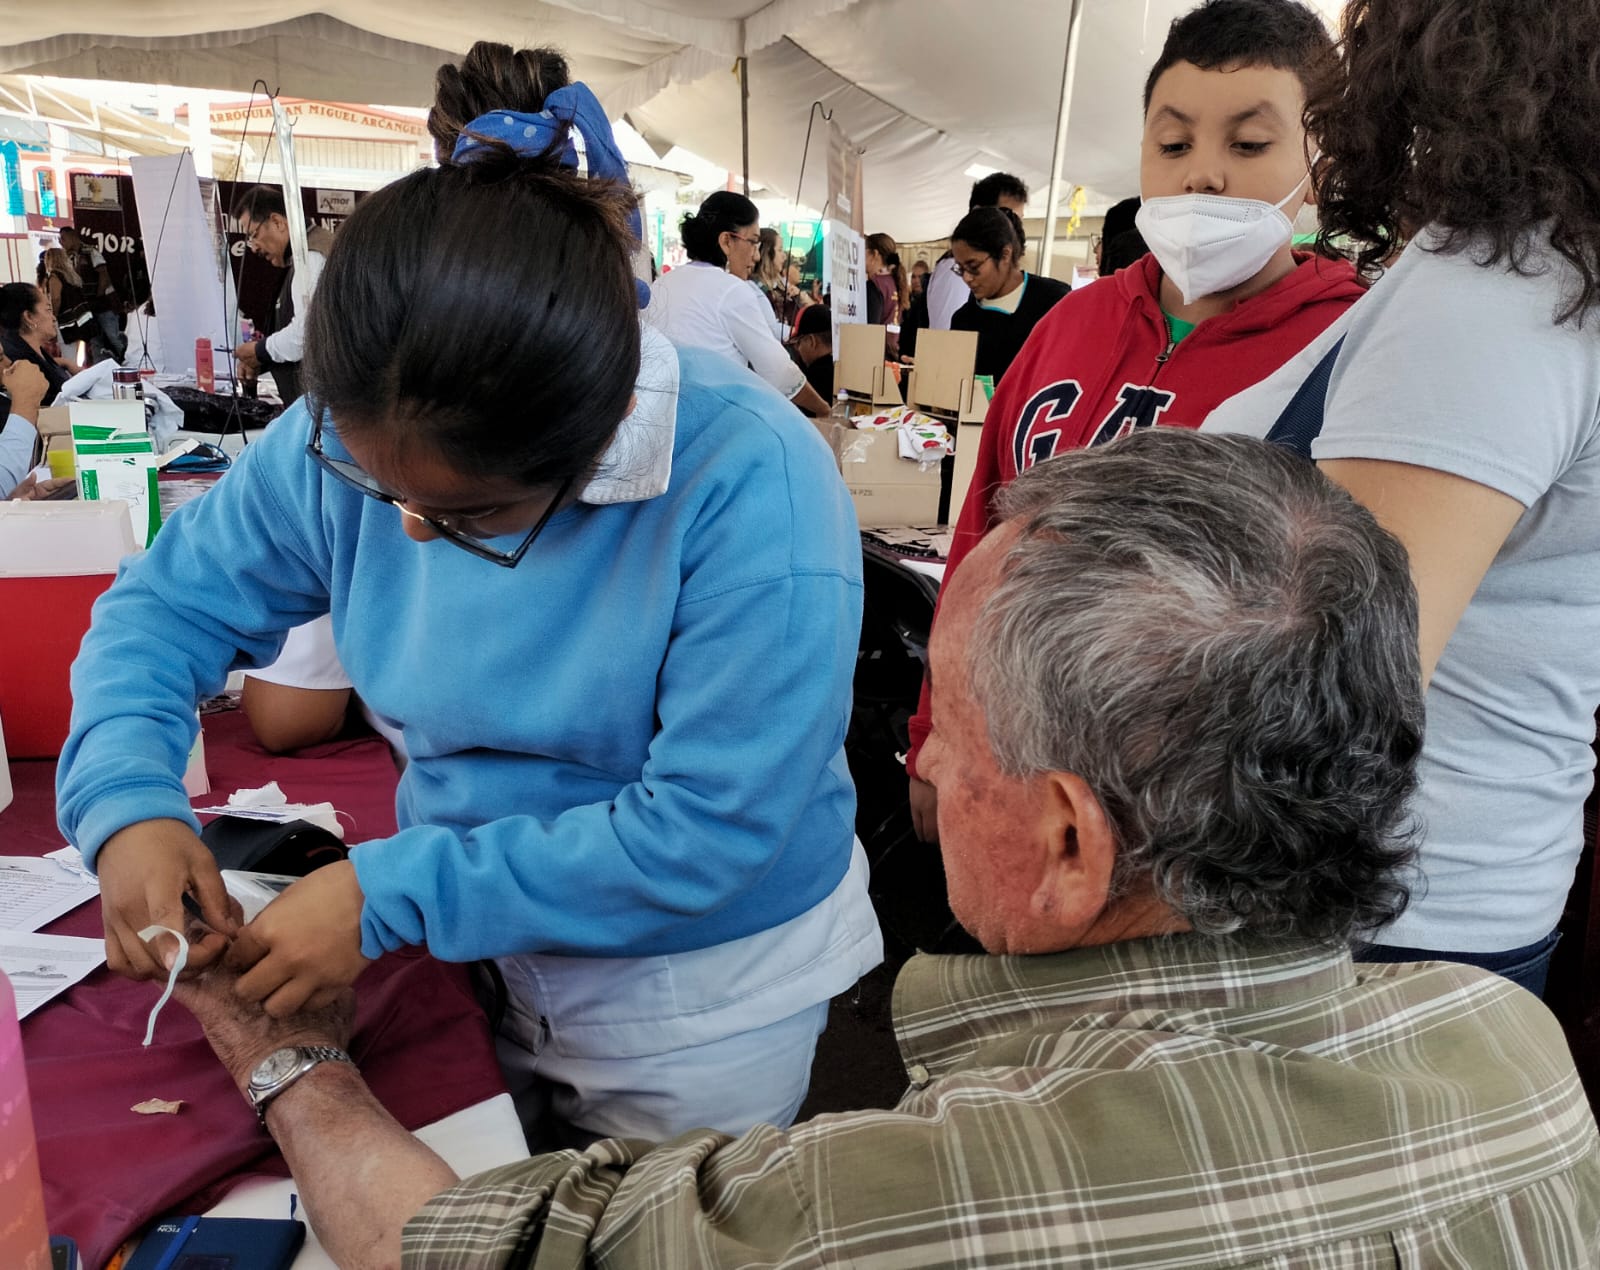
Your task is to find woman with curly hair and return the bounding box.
[1207,0,1600,996]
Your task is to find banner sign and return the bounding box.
[825,120,864,233]
[0,142,23,217]
[71,173,121,210]
[824,219,867,352]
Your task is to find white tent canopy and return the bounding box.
[0,1,1339,241]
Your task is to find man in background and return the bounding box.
[1095,195,1142,275]
[792,303,834,404]
[59,226,126,361]
[231,186,333,405]
[927,172,1029,330]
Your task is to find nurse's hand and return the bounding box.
[227,860,373,1018]
[97,818,239,979]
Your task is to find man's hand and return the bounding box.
[233,341,260,378]
[227,861,373,1018]
[2,356,47,422]
[8,473,73,500]
[174,961,355,1095]
[97,818,238,980]
[909,776,940,844]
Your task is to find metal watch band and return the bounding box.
[250,1045,354,1127]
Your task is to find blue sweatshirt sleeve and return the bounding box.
[56,408,335,865]
[351,397,864,961]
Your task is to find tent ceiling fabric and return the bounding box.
[0,0,1341,241]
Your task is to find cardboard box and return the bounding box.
[836,324,904,407]
[0,501,137,757]
[833,425,942,528]
[949,420,985,527]
[34,405,73,477]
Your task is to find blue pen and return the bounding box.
[146,1215,200,1270]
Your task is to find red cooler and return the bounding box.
[0,501,136,758]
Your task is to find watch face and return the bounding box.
[252,1047,302,1087]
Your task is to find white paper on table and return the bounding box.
[0,858,101,932]
[2,932,105,1017]
[44,846,97,884]
[192,782,345,840]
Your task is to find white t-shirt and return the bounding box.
[1205,229,1600,953]
[246,615,407,761]
[648,262,805,399]
[926,256,971,331]
[262,245,327,366]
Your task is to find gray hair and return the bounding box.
[975,430,1424,943]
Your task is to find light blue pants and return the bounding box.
[495,988,831,1149]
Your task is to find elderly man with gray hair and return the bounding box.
[172,430,1598,1268]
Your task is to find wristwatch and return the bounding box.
[246,1045,353,1127]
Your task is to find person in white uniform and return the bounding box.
[650,192,831,419]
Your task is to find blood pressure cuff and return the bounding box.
[198,816,347,877]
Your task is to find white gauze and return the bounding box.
[138,924,189,1046]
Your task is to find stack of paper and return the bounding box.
[0,854,104,1017]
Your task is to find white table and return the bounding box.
[202,1093,529,1267]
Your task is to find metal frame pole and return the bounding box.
[1038,0,1087,276]
[739,56,751,196]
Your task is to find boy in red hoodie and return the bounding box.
[906,0,1365,838]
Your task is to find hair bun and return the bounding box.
[429,42,572,162]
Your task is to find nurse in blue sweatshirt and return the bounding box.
[55,43,881,1145]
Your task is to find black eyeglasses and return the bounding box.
[954,255,992,279]
[307,416,574,568]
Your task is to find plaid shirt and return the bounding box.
[405,935,1600,1268]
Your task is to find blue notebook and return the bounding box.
[123,1216,306,1270]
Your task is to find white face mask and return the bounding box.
[1135,169,1313,305]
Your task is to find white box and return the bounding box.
[0,500,138,576]
[70,400,162,549]
[0,706,13,814]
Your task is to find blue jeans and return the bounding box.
[1355,930,1561,998]
[94,309,127,360]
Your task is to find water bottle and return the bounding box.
[195,337,214,393]
[830,390,853,426]
[0,973,52,1270]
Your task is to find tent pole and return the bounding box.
[739,56,751,196]
[1038,0,1087,277]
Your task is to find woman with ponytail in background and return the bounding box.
[652,192,832,417]
[56,41,879,1148]
[949,206,1071,383]
[864,233,907,327]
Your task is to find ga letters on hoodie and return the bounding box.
[903,250,1365,776]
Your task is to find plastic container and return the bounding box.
[195,336,214,393]
[111,366,142,400]
[0,973,52,1270]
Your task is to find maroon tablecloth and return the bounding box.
[3,708,511,1269]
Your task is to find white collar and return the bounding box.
[577,324,679,505]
